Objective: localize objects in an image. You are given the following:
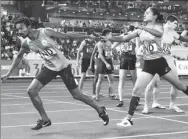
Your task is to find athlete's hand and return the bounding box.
[1,73,10,82]
[88,65,92,71]
[88,34,96,39]
[181,30,188,37]
[106,63,111,70]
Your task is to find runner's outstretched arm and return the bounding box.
[44,28,94,39]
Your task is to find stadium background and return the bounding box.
[1,0,188,77]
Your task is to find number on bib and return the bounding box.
[144,42,158,52]
[162,43,171,53]
[127,43,133,51]
[105,51,112,57]
[86,48,93,53]
[40,48,57,60]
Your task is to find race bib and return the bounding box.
[143,42,158,53]
[39,47,57,60]
[121,42,134,52]
[105,51,112,57]
[86,48,93,53]
[162,43,171,53]
[127,42,133,51]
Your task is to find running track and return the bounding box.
[1,78,188,139]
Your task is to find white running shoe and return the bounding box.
[142,107,149,114]
[152,103,165,109]
[92,95,99,101]
[117,118,133,127]
[169,105,184,113]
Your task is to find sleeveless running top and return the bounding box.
[137,25,163,60]
[23,28,70,71]
[162,28,180,55]
[120,34,136,55]
[101,40,112,59]
[136,45,144,57]
[82,39,95,59]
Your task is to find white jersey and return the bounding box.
[135,25,163,60]
[22,28,70,71]
[136,45,144,69]
[162,28,180,55]
[136,45,144,57]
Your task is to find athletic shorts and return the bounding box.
[163,55,177,75]
[35,65,78,90]
[98,58,114,74]
[120,54,136,70]
[81,58,94,73]
[142,57,171,77]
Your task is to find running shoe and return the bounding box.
[109,94,119,100]
[116,101,124,107]
[169,105,184,113]
[31,119,51,130]
[99,106,109,126]
[117,118,133,127]
[142,106,149,114]
[152,103,165,109]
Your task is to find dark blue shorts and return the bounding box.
[81,58,95,73]
[120,54,136,70]
[142,57,171,77]
[35,65,78,90]
[98,58,114,74]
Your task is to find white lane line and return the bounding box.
[0,90,168,95]
[2,100,188,107]
[3,81,187,88]
[2,94,188,118]
[1,108,95,115]
[2,112,188,129]
[108,108,188,125]
[1,95,72,100]
[99,130,188,139]
[1,94,89,107]
[1,82,174,88]
[1,90,171,95]
[1,116,150,129]
[1,102,64,106]
[1,83,175,91]
[1,93,188,101]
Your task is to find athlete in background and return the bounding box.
[95,29,116,100]
[112,25,138,107]
[76,30,95,92]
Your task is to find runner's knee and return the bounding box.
[69,88,81,100]
[27,87,38,97]
[132,86,142,97]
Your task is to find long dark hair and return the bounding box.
[150,7,164,23]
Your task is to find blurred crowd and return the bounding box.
[53,0,188,14]
[1,10,188,61]
[1,14,22,60]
